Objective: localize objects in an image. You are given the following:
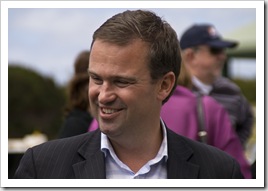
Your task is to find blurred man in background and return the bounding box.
[180,23,254,148]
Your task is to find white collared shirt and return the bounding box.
[100,119,168,179]
[192,76,213,95]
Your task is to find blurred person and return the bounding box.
[14,10,244,179]
[161,63,251,178]
[180,23,254,147]
[58,50,93,138]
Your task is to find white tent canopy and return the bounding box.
[225,22,256,58]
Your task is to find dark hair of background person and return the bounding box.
[90,10,181,104]
[74,50,91,75]
[63,73,89,116]
[64,51,90,116]
[58,50,93,138]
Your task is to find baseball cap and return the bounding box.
[180,24,238,50]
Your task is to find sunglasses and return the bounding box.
[192,46,225,55]
[209,47,225,55]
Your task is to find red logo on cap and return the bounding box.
[207,27,218,37]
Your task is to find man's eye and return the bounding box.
[115,80,130,87]
[117,80,129,84]
[90,76,102,84]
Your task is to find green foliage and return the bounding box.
[8,65,67,140]
[231,78,256,104]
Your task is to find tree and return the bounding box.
[8,64,66,140]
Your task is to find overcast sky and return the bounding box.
[6,2,258,86]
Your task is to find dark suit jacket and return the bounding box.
[14,128,244,179]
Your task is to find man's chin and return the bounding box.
[99,124,115,134]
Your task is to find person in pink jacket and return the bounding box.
[160,85,251,178]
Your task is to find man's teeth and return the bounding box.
[102,108,118,114]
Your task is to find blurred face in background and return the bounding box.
[189,45,227,84]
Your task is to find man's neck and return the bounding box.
[107,123,163,173]
[192,76,213,95]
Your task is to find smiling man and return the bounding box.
[14,10,244,179]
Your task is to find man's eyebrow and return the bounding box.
[88,70,137,82]
[114,76,137,82]
[87,70,99,77]
[87,69,93,75]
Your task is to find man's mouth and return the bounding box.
[101,108,120,114]
[99,107,123,120]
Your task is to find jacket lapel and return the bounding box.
[72,128,200,179]
[166,129,200,179]
[73,129,106,179]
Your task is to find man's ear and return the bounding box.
[157,71,176,101]
[182,48,195,62]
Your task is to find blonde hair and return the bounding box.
[177,60,192,89]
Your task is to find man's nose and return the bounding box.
[218,51,227,61]
[98,83,116,104]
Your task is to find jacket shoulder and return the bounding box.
[14,130,101,178]
[36,130,98,150]
[212,77,241,95]
[167,129,244,178]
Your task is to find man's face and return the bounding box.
[88,39,163,139]
[192,45,227,83]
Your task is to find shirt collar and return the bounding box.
[192,76,213,95]
[100,118,168,161]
